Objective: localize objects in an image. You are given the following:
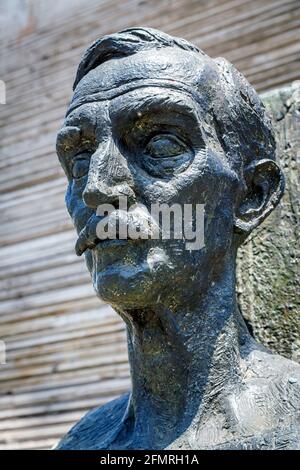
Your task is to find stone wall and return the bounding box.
[237,82,300,362]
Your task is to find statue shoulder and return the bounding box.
[249,349,300,386]
[54,393,130,450]
[222,351,300,449]
[245,349,300,419]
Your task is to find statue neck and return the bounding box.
[117,254,253,448]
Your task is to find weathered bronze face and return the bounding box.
[56,46,282,311]
[56,29,300,451]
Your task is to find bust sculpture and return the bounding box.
[55,28,300,450]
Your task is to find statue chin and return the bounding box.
[91,254,169,309]
[89,238,224,309]
[93,266,151,308]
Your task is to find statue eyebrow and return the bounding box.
[110,92,200,124]
[56,125,81,159]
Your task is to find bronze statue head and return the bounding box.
[56,29,300,451]
[56,28,284,311]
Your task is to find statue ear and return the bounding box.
[234,159,284,237]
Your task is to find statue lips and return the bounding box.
[75,213,127,257]
[75,214,102,256]
[75,208,158,257]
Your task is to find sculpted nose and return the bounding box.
[83,181,136,209]
[82,140,136,209]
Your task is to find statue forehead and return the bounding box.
[71,48,219,106]
[65,87,203,128]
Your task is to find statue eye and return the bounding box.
[144,134,188,158]
[72,154,90,179]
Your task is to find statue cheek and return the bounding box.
[66,181,92,232]
[84,251,94,275]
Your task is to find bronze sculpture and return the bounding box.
[55,28,300,450]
